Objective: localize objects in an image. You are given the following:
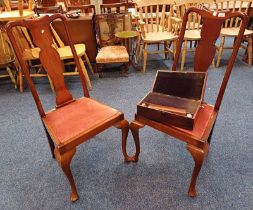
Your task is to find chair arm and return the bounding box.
[168,17,182,36]
[138,20,146,38]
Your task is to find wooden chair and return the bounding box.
[0,28,17,88]
[100,2,127,14]
[35,0,63,15]
[215,0,253,67]
[6,14,137,202]
[129,7,248,197]
[16,21,94,92]
[95,13,129,76]
[135,0,181,72]
[175,0,213,70]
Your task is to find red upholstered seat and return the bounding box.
[42,97,121,144]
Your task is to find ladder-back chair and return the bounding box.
[135,0,181,72]
[215,0,253,67]
[129,7,248,197]
[6,14,137,202]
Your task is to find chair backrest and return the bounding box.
[172,7,248,111]
[6,14,90,117]
[100,2,127,13]
[135,0,175,33]
[95,13,126,47]
[214,0,253,28]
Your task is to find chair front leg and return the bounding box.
[54,147,78,202]
[114,119,134,162]
[186,143,208,197]
[129,120,145,162]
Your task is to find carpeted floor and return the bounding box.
[0,48,252,210]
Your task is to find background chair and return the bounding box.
[95,13,129,76]
[34,0,63,15]
[130,7,248,197]
[215,0,253,67]
[6,14,136,202]
[135,0,181,72]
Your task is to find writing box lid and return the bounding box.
[152,70,207,101]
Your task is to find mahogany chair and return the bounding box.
[35,0,63,15]
[95,13,129,76]
[129,7,248,197]
[6,14,137,202]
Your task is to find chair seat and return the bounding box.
[96,46,129,64]
[220,27,253,37]
[42,97,122,144]
[184,29,201,40]
[23,43,86,60]
[142,31,178,43]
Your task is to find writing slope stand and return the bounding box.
[129,7,248,197]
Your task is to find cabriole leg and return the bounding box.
[54,148,78,202]
[186,144,207,197]
[129,120,145,162]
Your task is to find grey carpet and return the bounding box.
[0,46,252,210]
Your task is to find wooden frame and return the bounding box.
[6,14,138,202]
[129,7,248,197]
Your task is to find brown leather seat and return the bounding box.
[43,97,122,144]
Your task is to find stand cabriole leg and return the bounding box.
[114,119,135,162]
[186,144,206,197]
[54,147,78,202]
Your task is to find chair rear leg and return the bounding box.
[186,144,208,197]
[83,52,95,75]
[181,40,187,71]
[143,43,148,73]
[54,147,78,202]
[164,41,169,59]
[216,36,225,67]
[78,57,92,90]
[247,36,252,66]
